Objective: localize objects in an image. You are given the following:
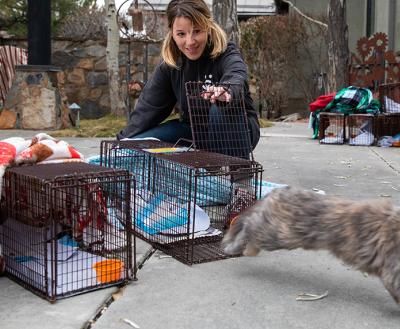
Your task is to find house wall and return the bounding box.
[292,0,399,53]
[375,0,400,50]
[347,0,367,53]
[396,1,400,50]
[375,0,391,35]
[288,0,327,15]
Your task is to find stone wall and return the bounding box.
[2,37,163,120]
[52,38,162,119]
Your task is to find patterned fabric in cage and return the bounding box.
[347,114,375,146]
[318,113,346,144]
[185,81,253,160]
[379,82,400,114]
[1,162,134,301]
[100,140,263,265]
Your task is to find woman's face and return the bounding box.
[172,16,208,61]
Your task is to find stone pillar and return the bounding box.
[0,65,70,130]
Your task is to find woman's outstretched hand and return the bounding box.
[201,85,231,103]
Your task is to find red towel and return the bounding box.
[309,92,336,112]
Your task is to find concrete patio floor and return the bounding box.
[1,122,399,329]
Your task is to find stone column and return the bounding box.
[1,65,69,130]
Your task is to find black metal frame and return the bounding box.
[318,112,346,144]
[1,162,135,302]
[100,140,263,265]
[347,113,375,146]
[185,81,254,160]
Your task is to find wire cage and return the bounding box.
[375,113,400,140]
[376,82,400,145]
[1,162,134,302]
[100,140,263,265]
[379,82,400,114]
[185,81,253,160]
[318,112,346,144]
[347,114,375,146]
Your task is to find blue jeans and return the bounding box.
[132,109,253,159]
[131,119,193,145]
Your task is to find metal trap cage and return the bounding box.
[347,114,375,146]
[1,162,134,302]
[318,113,346,144]
[100,140,263,265]
[375,113,400,139]
[377,82,400,145]
[379,82,400,114]
[185,81,253,160]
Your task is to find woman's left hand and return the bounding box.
[201,85,231,103]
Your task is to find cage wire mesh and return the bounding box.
[375,113,400,139]
[379,82,400,114]
[1,162,134,301]
[185,81,253,160]
[376,82,400,145]
[318,113,346,144]
[347,114,375,146]
[100,140,263,265]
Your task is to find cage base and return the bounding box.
[1,162,134,301]
[5,271,130,302]
[154,235,238,265]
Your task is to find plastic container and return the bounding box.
[93,259,124,283]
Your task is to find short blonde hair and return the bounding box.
[161,0,227,68]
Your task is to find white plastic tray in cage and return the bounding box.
[5,217,123,295]
[135,190,210,235]
[384,96,400,113]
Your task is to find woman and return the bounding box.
[117,0,260,157]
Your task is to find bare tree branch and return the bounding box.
[280,0,328,29]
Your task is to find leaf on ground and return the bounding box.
[296,291,329,301]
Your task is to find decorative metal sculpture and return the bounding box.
[117,0,157,38]
[350,32,400,89]
[116,0,159,116]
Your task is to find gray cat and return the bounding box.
[222,186,400,304]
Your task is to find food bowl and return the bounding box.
[93,259,124,283]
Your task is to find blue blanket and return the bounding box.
[88,152,232,206]
[88,153,286,205]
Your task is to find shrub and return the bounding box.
[240,14,327,119]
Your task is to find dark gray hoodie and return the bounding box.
[117,42,260,148]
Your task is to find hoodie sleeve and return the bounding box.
[217,43,260,149]
[215,42,254,107]
[217,43,249,88]
[116,63,176,140]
